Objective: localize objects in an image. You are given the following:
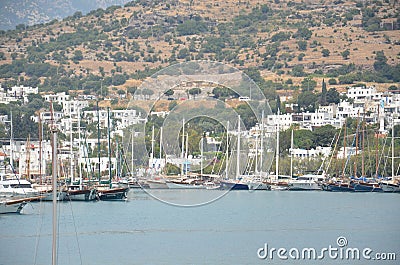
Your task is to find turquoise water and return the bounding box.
[0,190,399,265]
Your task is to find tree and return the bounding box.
[188,87,201,99]
[294,129,315,149]
[127,86,137,95]
[341,49,350,60]
[177,48,190,59]
[141,88,154,100]
[164,89,174,97]
[319,79,327,105]
[313,125,337,147]
[291,65,306,77]
[298,53,305,61]
[328,78,337,85]
[297,40,307,51]
[373,51,388,72]
[301,77,317,91]
[326,88,340,104]
[72,50,83,62]
[212,86,238,99]
[297,91,317,112]
[321,49,330,57]
[234,104,257,129]
[294,28,312,40]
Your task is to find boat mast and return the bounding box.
[275,109,280,181]
[341,118,347,178]
[10,111,14,172]
[107,107,112,188]
[159,126,162,161]
[255,124,259,174]
[78,109,82,189]
[260,111,264,175]
[290,128,294,179]
[354,111,359,178]
[236,115,241,180]
[26,135,31,180]
[70,115,74,184]
[97,101,101,182]
[225,121,229,180]
[38,113,42,182]
[200,132,203,177]
[151,125,155,163]
[181,118,185,176]
[131,128,134,176]
[392,118,395,180]
[362,112,365,177]
[375,104,380,178]
[50,102,58,265]
[185,133,189,177]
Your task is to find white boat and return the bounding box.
[247,182,271,190]
[0,199,27,214]
[147,179,169,189]
[288,174,324,191]
[40,190,68,201]
[166,179,204,189]
[67,185,98,201]
[204,181,220,190]
[380,180,400,192]
[0,177,40,197]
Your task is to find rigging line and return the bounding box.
[377,135,388,177]
[382,136,391,177]
[343,117,362,176]
[119,147,132,176]
[33,199,46,265]
[325,131,340,175]
[67,200,83,265]
[366,127,374,176]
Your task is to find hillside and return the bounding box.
[0,0,399,106]
[0,0,133,30]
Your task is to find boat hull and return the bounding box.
[98,187,129,201]
[352,182,382,192]
[147,180,169,189]
[40,191,68,201]
[220,181,249,190]
[288,182,321,191]
[0,200,27,214]
[67,189,98,201]
[379,182,400,192]
[322,183,354,192]
[247,182,271,190]
[166,182,204,189]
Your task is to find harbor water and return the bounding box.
[0,190,399,265]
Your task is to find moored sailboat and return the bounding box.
[97,107,129,200]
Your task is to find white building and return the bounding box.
[7,85,38,98]
[291,146,332,159]
[346,86,377,102]
[83,109,145,130]
[44,92,70,105]
[62,100,89,118]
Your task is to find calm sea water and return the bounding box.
[0,190,399,265]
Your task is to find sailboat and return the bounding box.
[66,112,98,201]
[380,121,400,192]
[97,108,129,200]
[242,112,271,191]
[351,114,383,192]
[220,115,249,190]
[322,120,355,192]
